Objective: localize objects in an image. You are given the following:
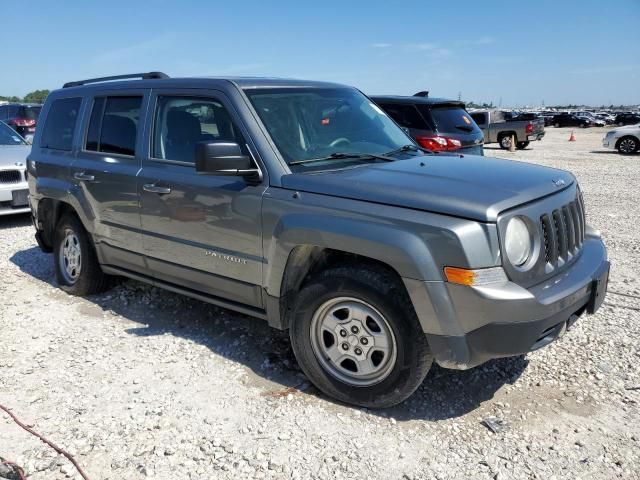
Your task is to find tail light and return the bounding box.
[11,118,36,127]
[415,135,462,152]
[525,122,534,134]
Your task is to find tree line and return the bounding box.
[0,90,50,104]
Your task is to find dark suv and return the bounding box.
[371,94,484,155]
[0,103,42,142]
[614,113,640,126]
[551,113,592,128]
[28,73,609,408]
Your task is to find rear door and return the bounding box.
[137,89,266,308]
[71,90,149,272]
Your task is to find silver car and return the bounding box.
[0,121,31,215]
[602,123,640,154]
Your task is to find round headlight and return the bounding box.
[505,217,532,266]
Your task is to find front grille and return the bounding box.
[540,192,585,267]
[0,170,22,184]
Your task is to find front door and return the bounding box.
[138,89,267,308]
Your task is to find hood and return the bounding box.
[0,145,30,169]
[613,123,640,131]
[281,154,575,222]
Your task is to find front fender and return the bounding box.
[262,189,501,297]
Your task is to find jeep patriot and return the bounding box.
[28,72,609,407]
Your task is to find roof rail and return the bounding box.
[63,71,170,88]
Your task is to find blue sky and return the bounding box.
[4,0,639,106]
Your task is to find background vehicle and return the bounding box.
[28,73,609,408]
[0,121,30,215]
[470,109,545,150]
[595,112,616,125]
[602,124,640,154]
[551,113,592,128]
[574,111,606,127]
[371,94,484,155]
[614,113,640,126]
[0,103,42,143]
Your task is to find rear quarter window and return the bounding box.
[40,98,82,151]
[378,103,427,130]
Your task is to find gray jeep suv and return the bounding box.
[27,73,609,408]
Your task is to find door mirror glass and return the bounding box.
[195,141,259,178]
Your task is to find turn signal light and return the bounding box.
[444,266,508,286]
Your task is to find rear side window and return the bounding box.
[85,96,142,156]
[40,97,82,151]
[470,113,486,125]
[378,103,427,130]
[419,106,481,134]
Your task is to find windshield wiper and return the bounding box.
[454,124,474,132]
[289,152,396,166]
[384,144,431,156]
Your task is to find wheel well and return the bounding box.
[498,131,517,141]
[278,246,405,330]
[37,199,77,248]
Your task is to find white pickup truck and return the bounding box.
[470,110,545,150]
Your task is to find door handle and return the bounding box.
[73,172,95,182]
[143,183,172,195]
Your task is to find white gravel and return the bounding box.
[1,127,639,480]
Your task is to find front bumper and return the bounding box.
[602,134,617,149]
[0,176,30,216]
[409,234,608,369]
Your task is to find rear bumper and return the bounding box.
[527,132,545,141]
[407,234,608,369]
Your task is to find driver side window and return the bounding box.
[152,96,245,164]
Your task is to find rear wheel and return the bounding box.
[579,123,587,128]
[54,213,112,295]
[289,266,432,408]
[499,134,514,150]
[554,122,561,128]
[617,136,639,155]
[516,141,530,150]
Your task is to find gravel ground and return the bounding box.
[1,127,639,480]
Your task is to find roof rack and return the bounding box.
[63,71,170,88]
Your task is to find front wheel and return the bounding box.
[289,266,432,408]
[516,141,530,150]
[54,213,112,295]
[617,136,639,155]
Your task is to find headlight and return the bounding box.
[505,217,532,266]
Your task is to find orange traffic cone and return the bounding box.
[569,131,576,142]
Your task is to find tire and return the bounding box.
[579,123,587,128]
[618,122,624,127]
[516,141,530,150]
[289,265,433,408]
[617,136,639,155]
[499,134,514,150]
[554,123,561,128]
[54,213,112,296]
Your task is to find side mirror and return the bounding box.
[195,141,260,180]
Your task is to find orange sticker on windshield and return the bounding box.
[322,118,330,125]
[462,115,471,124]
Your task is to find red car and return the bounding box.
[0,103,42,142]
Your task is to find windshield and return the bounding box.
[245,87,412,169]
[0,122,27,145]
